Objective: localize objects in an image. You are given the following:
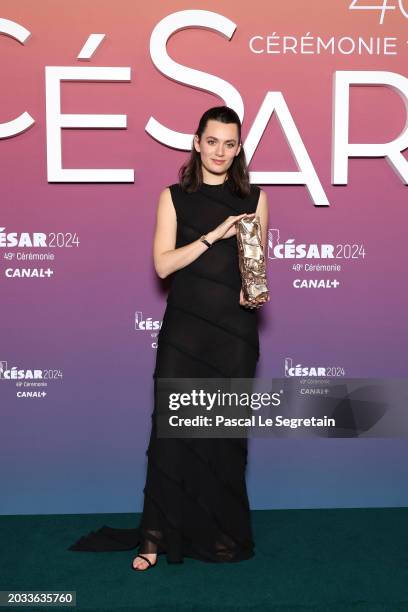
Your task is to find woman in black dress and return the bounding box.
[132,106,268,569]
[68,105,268,569]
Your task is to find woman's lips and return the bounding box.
[212,159,225,165]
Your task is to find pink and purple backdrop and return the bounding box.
[0,0,407,514]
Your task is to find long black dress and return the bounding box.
[68,177,261,564]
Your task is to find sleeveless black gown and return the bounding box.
[68,177,261,563]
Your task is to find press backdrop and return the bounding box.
[1,0,407,514]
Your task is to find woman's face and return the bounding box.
[194,119,241,178]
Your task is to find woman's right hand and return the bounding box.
[207,212,256,243]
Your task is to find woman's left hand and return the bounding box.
[239,288,270,310]
[240,288,257,309]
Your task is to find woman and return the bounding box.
[68,105,268,569]
[132,105,268,569]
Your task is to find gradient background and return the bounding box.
[0,0,407,515]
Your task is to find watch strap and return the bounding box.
[200,235,212,248]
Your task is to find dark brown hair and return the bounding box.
[178,106,251,198]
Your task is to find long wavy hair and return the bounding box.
[178,106,251,198]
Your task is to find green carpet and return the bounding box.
[1,507,407,611]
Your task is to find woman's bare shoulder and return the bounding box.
[156,186,178,218]
[158,183,181,198]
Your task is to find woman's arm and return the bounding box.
[153,187,252,279]
[153,188,207,279]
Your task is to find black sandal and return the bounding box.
[130,553,157,571]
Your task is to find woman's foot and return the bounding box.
[132,553,157,570]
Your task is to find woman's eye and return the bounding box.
[208,141,235,147]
